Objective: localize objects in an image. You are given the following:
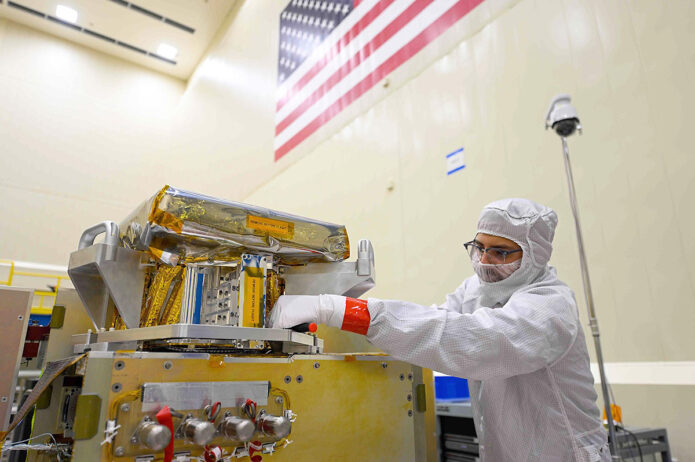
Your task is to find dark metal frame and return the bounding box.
[613,427,671,462]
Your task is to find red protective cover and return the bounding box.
[25,326,50,341]
[340,297,371,335]
[22,342,40,359]
[155,406,175,462]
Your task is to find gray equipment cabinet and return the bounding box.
[435,400,479,462]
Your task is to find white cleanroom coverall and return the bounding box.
[271,198,610,461]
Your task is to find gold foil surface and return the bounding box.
[111,311,127,330]
[120,185,350,265]
[265,270,284,325]
[140,264,185,327]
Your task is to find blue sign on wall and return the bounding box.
[446,147,465,175]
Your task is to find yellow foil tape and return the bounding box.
[141,265,184,327]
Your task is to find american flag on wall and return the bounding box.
[275,0,485,161]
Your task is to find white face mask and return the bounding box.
[471,256,522,283]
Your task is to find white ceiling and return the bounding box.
[0,0,238,80]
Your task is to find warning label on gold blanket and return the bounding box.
[246,215,294,239]
[242,272,263,327]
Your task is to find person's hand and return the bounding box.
[269,294,372,335]
[269,295,322,329]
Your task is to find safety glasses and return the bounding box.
[463,240,522,264]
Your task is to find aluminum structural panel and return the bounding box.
[141,381,270,412]
[73,324,321,347]
[0,287,33,431]
[68,241,145,330]
[282,239,375,298]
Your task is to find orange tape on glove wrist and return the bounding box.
[340,297,370,335]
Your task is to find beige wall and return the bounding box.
[0,0,693,459]
[0,18,187,264]
[165,0,283,202]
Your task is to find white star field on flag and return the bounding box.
[278,0,354,83]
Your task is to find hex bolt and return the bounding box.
[400,374,405,381]
[114,360,125,371]
[407,394,412,402]
[114,446,125,457]
[120,403,130,413]
[408,410,413,417]
[283,375,292,384]
[112,383,122,393]
[382,362,388,369]
[163,361,173,370]
[275,396,284,405]
[296,375,303,384]
[313,362,320,369]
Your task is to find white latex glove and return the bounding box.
[269,294,353,330]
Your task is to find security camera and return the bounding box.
[545,94,582,137]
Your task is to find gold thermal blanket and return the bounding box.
[120,185,350,265]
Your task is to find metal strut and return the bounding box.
[560,137,618,459]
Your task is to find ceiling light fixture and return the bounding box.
[156,43,178,60]
[55,5,78,24]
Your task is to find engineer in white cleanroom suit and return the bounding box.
[270,198,610,462]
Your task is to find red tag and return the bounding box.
[204,446,223,462]
[249,440,263,462]
[155,406,175,462]
[341,297,370,335]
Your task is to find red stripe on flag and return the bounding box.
[276,0,396,112]
[275,0,484,161]
[275,0,434,136]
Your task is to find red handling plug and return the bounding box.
[290,322,317,333]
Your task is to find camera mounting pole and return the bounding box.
[545,94,618,459]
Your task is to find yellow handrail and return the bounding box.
[0,260,69,315]
[0,259,15,286]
